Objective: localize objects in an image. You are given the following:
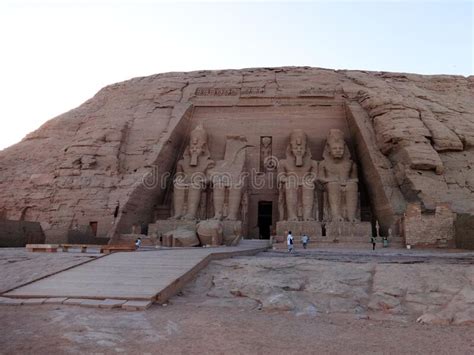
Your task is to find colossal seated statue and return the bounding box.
[277,129,318,221]
[319,129,359,222]
[169,124,215,220]
[210,136,248,221]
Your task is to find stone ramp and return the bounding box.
[3,240,269,309]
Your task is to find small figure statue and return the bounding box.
[260,136,273,172]
[278,129,318,221]
[384,227,391,248]
[169,125,215,220]
[241,192,249,225]
[320,129,359,222]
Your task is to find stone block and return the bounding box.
[403,202,455,247]
[21,298,47,305]
[276,221,322,237]
[222,220,242,246]
[43,297,68,305]
[26,244,58,252]
[325,221,372,239]
[79,299,103,308]
[164,229,199,247]
[197,219,223,246]
[122,300,153,311]
[148,220,197,239]
[99,299,127,309]
[0,297,23,305]
[63,298,85,306]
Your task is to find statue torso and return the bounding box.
[322,159,353,182]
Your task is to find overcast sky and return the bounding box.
[0,0,472,150]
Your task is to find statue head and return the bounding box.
[187,124,209,166]
[324,129,348,161]
[261,136,272,148]
[288,129,310,167]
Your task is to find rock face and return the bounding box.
[0,67,473,245]
[181,255,474,324]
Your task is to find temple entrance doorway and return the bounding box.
[258,201,272,239]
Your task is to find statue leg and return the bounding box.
[345,182,358,222]
[213,185,225,220]
[226,186,242,220]
[302,185,315,221]
[278,187,285,221]
[285,184,298,221]
[169,185,185,219]
[327,182,343,222]
[183,186,201,220]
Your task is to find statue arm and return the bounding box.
[310,161,319,181]
[349,162,359,182]
[317,162,329,183]
[207,159,216,170]
[174,161,185,184]
[205,159,216,182]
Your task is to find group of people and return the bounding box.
[286,231,380,252]
[286,231,309,252]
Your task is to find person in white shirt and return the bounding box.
[135,237,142,248]
[301,234,309,249]
[287,231,294,252]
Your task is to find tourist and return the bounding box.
[135,237,142,248]
[370,235,376,250]
[301,234,309,249]
[287,231,294,253]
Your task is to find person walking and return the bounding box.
[287,231,294,253]
[370,235,376,251]
[135,237,142,248]
[301,234,309,249]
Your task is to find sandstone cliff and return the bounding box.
[0,67,472,242]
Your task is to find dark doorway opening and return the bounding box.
[258,201,272,239]
[89,221,98,237]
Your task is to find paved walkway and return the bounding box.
[3,240,269,309]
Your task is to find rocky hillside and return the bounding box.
[0,67,472,242]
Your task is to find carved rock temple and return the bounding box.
[1,67,473,248]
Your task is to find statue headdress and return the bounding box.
[323,129,349,160]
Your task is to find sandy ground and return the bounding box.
[1,248,474,354]
[1,303,474,354]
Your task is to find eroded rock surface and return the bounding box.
[179,253,474,324]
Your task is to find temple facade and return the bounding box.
[1,67,473,248]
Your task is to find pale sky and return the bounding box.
[0,0,472,151]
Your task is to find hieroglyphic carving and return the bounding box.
[298,87,335,97]
[195,87,265,97]
[241,191,248,227]
[260,136,272,172]
[240,87,265,96]
[195,87,239,96]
